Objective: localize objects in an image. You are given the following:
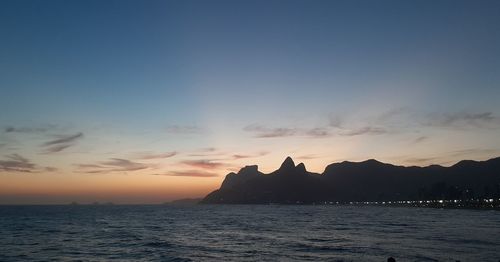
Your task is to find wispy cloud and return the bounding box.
[244,124,298,138]
[328,115,344,129]
[166,125,204,134]
[44,167,59,172]
[296,154,321,160]
[244,124,332,138]
[413,136,428,143]
[404,157,440,165]
[137,151,177,160]
[305,128,331,137]
[181,160,226,169]
[77,158,149,174]
[448,148,498,157]
[42,132,83,153]
[231,151,269,160]
[401,148,499,166]
[0,154,61,173]
[3,124,59,134]
[328,109,500,137]
[423,112,499,128]
[339,126,387,136]
[0,154,36,172]
[153,170,219,177]
[187,147,227,157]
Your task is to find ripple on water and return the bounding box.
[0,205,498,261]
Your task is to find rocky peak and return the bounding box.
[296,162,307,173]
[238,165,259,176]
[279,156,295,171]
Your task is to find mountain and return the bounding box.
[200,156,500,204]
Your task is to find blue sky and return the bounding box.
[1,0,500,203]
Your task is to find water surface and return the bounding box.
[0,205,499,261]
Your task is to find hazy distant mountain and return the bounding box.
[201,157,500,204]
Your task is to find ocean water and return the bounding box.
[0,205,499,261]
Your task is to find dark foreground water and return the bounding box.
[0,205,499,261]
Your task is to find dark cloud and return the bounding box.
[42,132,83,153]
[181,160,226,169]
[0,154,61,173]
[153,170,219,177]
[43,144,72,153]
[339,126,387,136]
[0,154,36,172]
[43,132,83,146]
[139,151,177,160]
[77,158,149,173]
[4,124,58,134]
[166,125,204,134]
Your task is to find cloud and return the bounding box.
[244,125,332,138]
[42,132,83,153]
[404,157,440,165]
[166,125,204,134]
[43,144,73,153]
[138,151,177,160]
[181,160,226,169]
[414,136,428,143]
[448,148,498,157]
[244,124,298,138]
[305,128,331,137]
[101,158,148,171]
[187,147,227,157]
[0,154,62,173]
[153,170,219,177]
[3,124,59,134]
[423,112,498,128]
[199,147,217,152]
[339,126,387,136]
[76,164,105,169]
[296,154,321,160]
[77,158,149,174]
[44,167,59,172]
[328,115,344,128]
[5,126,48,133]
[232,151,269,160]
[43,132,83,146]
[0,154,36,172]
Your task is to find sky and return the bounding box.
[1,0,500,204]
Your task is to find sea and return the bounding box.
[0,205,499,261]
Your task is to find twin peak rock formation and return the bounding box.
[201,156,500,204]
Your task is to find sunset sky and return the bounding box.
[1,0,500,204]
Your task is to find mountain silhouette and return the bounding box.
[201,156,500,204]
